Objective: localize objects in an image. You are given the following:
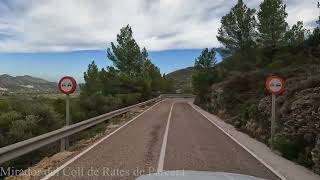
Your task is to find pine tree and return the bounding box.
[192,48,218,96]
[81,61,101,95]
[217,0,257,51]
[283,21,309,46]
[194,48,217,71]
[107,25,144,77]
[257,0,288,48]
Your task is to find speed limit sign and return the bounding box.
[266,75,285,95]
[58,76,77,95]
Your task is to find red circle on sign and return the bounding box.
[266,75,285,95]
[58,76,77,95]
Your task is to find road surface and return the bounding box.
[45,99,280,180]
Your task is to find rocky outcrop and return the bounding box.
[280,87,320,140]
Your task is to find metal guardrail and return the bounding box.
[0,94,194,164]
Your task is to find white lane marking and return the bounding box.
[189,102,287,180]
[41,100,164,180]
[157,102,174,173]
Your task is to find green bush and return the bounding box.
[0,111,22,134]
[297,152,314,168]
[116,93,142,107]
[0,100,63,147]
[100,95,123,112]
[80,93,123,118]
[274,136,305,160]
[0,101,12,113]
[8,115,39,143]
[52,98,65,115]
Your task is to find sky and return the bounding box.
[0,0,318,82]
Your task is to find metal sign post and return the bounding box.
[60,95,70,151]
[58,76,77,151]
[65,94,70,148]
[271,94,276,150]
[266,75,285,150]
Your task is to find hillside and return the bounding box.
[167,67,194,93]
[0,74,57,93]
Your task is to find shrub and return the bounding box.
[80,93,123,118]
[8,115,39,143]
[52,98,65,115]
[32,103,63,131]
[0,101,12,113]
[100,95,123,112]
[297,151,314,168]
[0,111,22,134]
[274,136,305,160]
[116,93,142,107]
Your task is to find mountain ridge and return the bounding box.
[167,67,194,93]
[0,74,57,93]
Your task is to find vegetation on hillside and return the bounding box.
[193,0,320,174]
[166,67,194,93]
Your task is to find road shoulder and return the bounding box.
[190,103,320,180]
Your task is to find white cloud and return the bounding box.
[0,0,318,53]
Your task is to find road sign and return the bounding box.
[58,76,76,151]
[266,75,285,95]
[265,75,285,150]
[59,76,77,95]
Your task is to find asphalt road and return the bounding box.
[46,99,280,180]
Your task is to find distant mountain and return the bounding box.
[0,74,57,93]
[167,67,194,93]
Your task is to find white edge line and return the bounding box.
[189,102,288,180]
[41,100,164,180]
[157,102,174,173]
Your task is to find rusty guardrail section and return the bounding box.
[0,94,194,164]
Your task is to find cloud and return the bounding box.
[0,0,317,53]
